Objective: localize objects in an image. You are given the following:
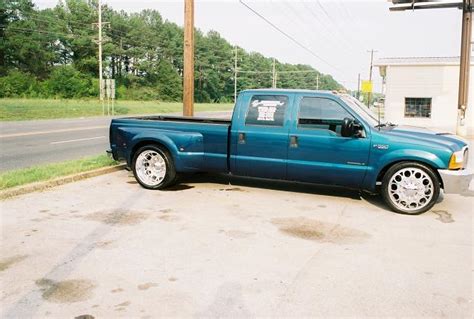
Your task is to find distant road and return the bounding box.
[0,111,232,171]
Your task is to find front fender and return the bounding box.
[362,148,450,191]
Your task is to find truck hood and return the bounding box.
[380,125,467,152]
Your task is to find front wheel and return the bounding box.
[381,162,440,215]
[132,145,176,190]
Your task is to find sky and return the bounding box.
[34,0,463,91]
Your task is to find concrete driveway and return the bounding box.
[0,171,472,318]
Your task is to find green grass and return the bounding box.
[0,154,118,190]
[0,98,234,121]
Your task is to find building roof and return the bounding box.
[374,56,472,67]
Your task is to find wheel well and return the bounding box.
[376,160,444,189]
[130,140,171,163]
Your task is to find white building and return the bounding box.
[375,57,473,136]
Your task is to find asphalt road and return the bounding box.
[0,112,232,171]
[0,171,472,318]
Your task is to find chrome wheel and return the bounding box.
[388,167,434,212]
[135,150,167,187]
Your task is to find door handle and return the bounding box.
[290,135,298,148]
[238,132,246,144]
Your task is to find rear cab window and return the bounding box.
[245,95,288,127]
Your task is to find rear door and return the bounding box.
[231,93,291,179]
[287,95,370,188]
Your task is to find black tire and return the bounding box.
[381,162,440,215]
[131,145,177,190]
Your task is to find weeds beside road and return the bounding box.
[0,98,234,121]
[0,154,117,190]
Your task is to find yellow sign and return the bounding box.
[361,80,373,93]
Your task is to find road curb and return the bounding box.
[0,164,126,200]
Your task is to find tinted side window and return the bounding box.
[245,95,288,127]
[298,97,353,135]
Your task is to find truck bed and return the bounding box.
[110,115,231,174]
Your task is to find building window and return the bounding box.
[405,97,432,118]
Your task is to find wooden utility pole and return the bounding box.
[367,49,377,107]
[98,0,104,112]
[457,0,472,135]
[234,46,238,102]
[183,0,194,116]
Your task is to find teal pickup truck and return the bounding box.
[109,89,472,215]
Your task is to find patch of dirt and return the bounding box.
[137,282,158,290]
[168,277,178,282]
[115,301,131,307]
[432,210,454,223]
[219,187,246,192]
[271,217,370,244]
[158,215,179,222]
[94,240,115,250]
[85,209,149,226]
[317,205,327,208]
[39,209,49,213]
[36,278,96,303]
[0,255,27,272]
[159,209,173,214]
[127,180,138,184]
[74,315,95,319]
[111,288,124,293]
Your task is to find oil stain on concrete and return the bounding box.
[85,209,149,226]
[137,282,159,290]
[271,217,370,244]
[36,278,96,303]
[0,255,27,272]
[432,210,455,223]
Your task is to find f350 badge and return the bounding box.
[373,144,389,150]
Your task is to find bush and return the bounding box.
[0,70,38,97]
[45,65,94,98]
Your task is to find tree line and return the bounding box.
[0,0,343,102]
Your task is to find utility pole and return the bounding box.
[272,58,276,88]
[234,46,238,102]
[457,0,472,135]
[367,49,377,107]
[316,74,320,90]
[183,0,194,116]
[98,0,104,111]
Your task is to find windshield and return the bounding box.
[341,95,380,127]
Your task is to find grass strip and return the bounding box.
[0,98,234,121]
[0,154,118,190]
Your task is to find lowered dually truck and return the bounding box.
[108,89,472,215]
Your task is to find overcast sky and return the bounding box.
[35,0,463,91]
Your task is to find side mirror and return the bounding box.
[341,118,363,137]
[341,117,354,137]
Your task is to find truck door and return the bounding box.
[231,93,291,179]
[287,95,370,188]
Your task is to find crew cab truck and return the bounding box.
[109,89,472,215]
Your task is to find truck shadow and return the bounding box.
[178,172,390,211]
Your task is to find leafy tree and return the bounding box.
[0,0,344,101]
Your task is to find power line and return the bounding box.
[239,0,342,73]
